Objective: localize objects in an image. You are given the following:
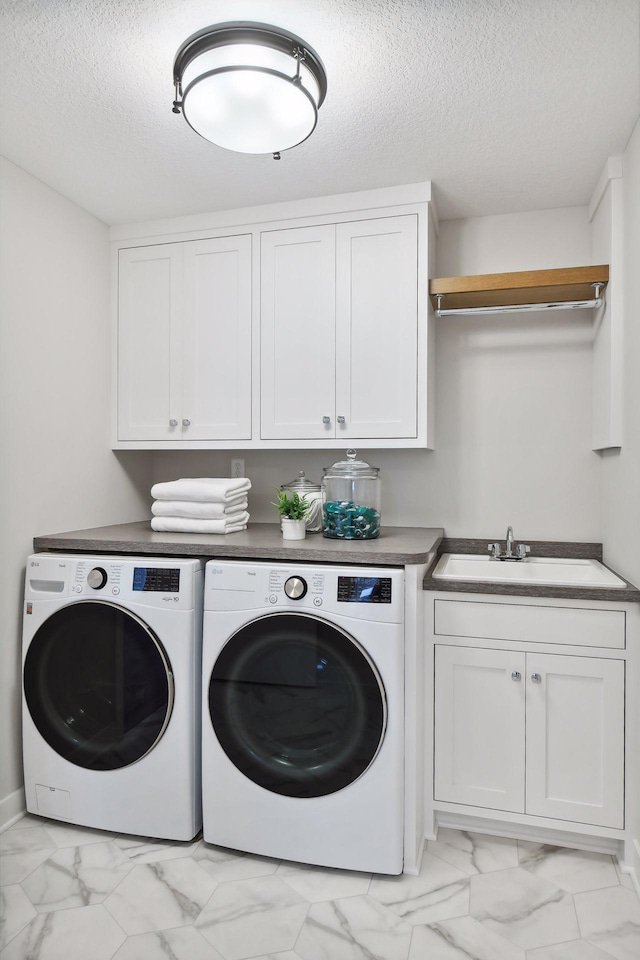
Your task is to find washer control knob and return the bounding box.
[284,576,307,600]
[87,567,107,590]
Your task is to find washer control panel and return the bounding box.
[25,554,201,610]
[132,567,181,592]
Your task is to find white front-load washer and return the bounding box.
[22,553,203,840]
[202,560,404,874]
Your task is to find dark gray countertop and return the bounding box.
[423,538,640,603]
[34,521,444,567]
[33,524,639,601]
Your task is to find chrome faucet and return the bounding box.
[505,525,515,558]
[488,526,531,561]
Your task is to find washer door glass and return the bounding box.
[24,601,174,771]
[209,613,386,798]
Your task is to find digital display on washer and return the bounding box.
[132,567,180,592]
[337,576,392,603]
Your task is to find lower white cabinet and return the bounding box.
[525,652,624,826]
[435,646,526,814]
[435,644,625,829]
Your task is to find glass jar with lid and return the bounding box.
[280,470,323,533]
[321,449,381,539]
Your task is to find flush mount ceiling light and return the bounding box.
[172,21,327,158]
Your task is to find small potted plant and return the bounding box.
[272,488,310,540]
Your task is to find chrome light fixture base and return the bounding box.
[172,21,327,157]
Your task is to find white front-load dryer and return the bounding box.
[22,553,203,840]
[202,560,404,874]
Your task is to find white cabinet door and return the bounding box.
[526,654,625,828]
[435,644,625,828]
[182,236,252,440]
[117,244,183,441]
[118,236,252,443]
[435,646,526,813]
[260,225,336,440]
[335,216,418,439]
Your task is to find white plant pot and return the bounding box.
[281,518,307,540]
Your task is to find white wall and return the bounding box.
[0,158,151,824]
[153,205,600,544]
[432,206,599,540]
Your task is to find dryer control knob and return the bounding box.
[87,567,107,590]
[284,576,307,600]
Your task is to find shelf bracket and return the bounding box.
[435,296,604,317]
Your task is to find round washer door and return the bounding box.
[208,612,386,798]
[24,601,174,771]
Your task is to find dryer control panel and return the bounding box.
[337,576,392,604]
[205,561,404,624]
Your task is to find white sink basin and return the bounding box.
[432,554,626,588]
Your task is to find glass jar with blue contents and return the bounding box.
[321,449,381,539]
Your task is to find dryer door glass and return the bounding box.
[209,612,386,798]
[24,601,174,770]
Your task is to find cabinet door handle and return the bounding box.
[531,673,542,683]
[322,416,331,424]
[169,419,178,427]
[182,418,191,427]
[511,671,521,681]
[337,416,346,424]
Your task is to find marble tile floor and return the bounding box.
[1,817,639,960]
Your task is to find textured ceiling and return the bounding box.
[1,0,638,224]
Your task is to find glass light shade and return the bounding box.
[182,45,321,107]
[182,69,318,154]
[173,22,327,155]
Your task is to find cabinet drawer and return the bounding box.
[434,599,625,649]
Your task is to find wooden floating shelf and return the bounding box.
[429,265,609,312]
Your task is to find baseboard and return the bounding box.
[403,836,426,876]
[628,839,640,899]
[0,787,26,833]
[434,810,623,857]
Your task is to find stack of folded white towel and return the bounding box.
[150,478,251,534]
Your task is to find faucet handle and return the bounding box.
[488,542,501,559]
[516,543,531,560]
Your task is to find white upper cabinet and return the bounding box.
[117,235,252,443]
[118,244,183,442]
[335,216,418,440]
[112,183,433,449]
[260,225,336,440]
[260,214,419,442]
[182,237,252,441]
